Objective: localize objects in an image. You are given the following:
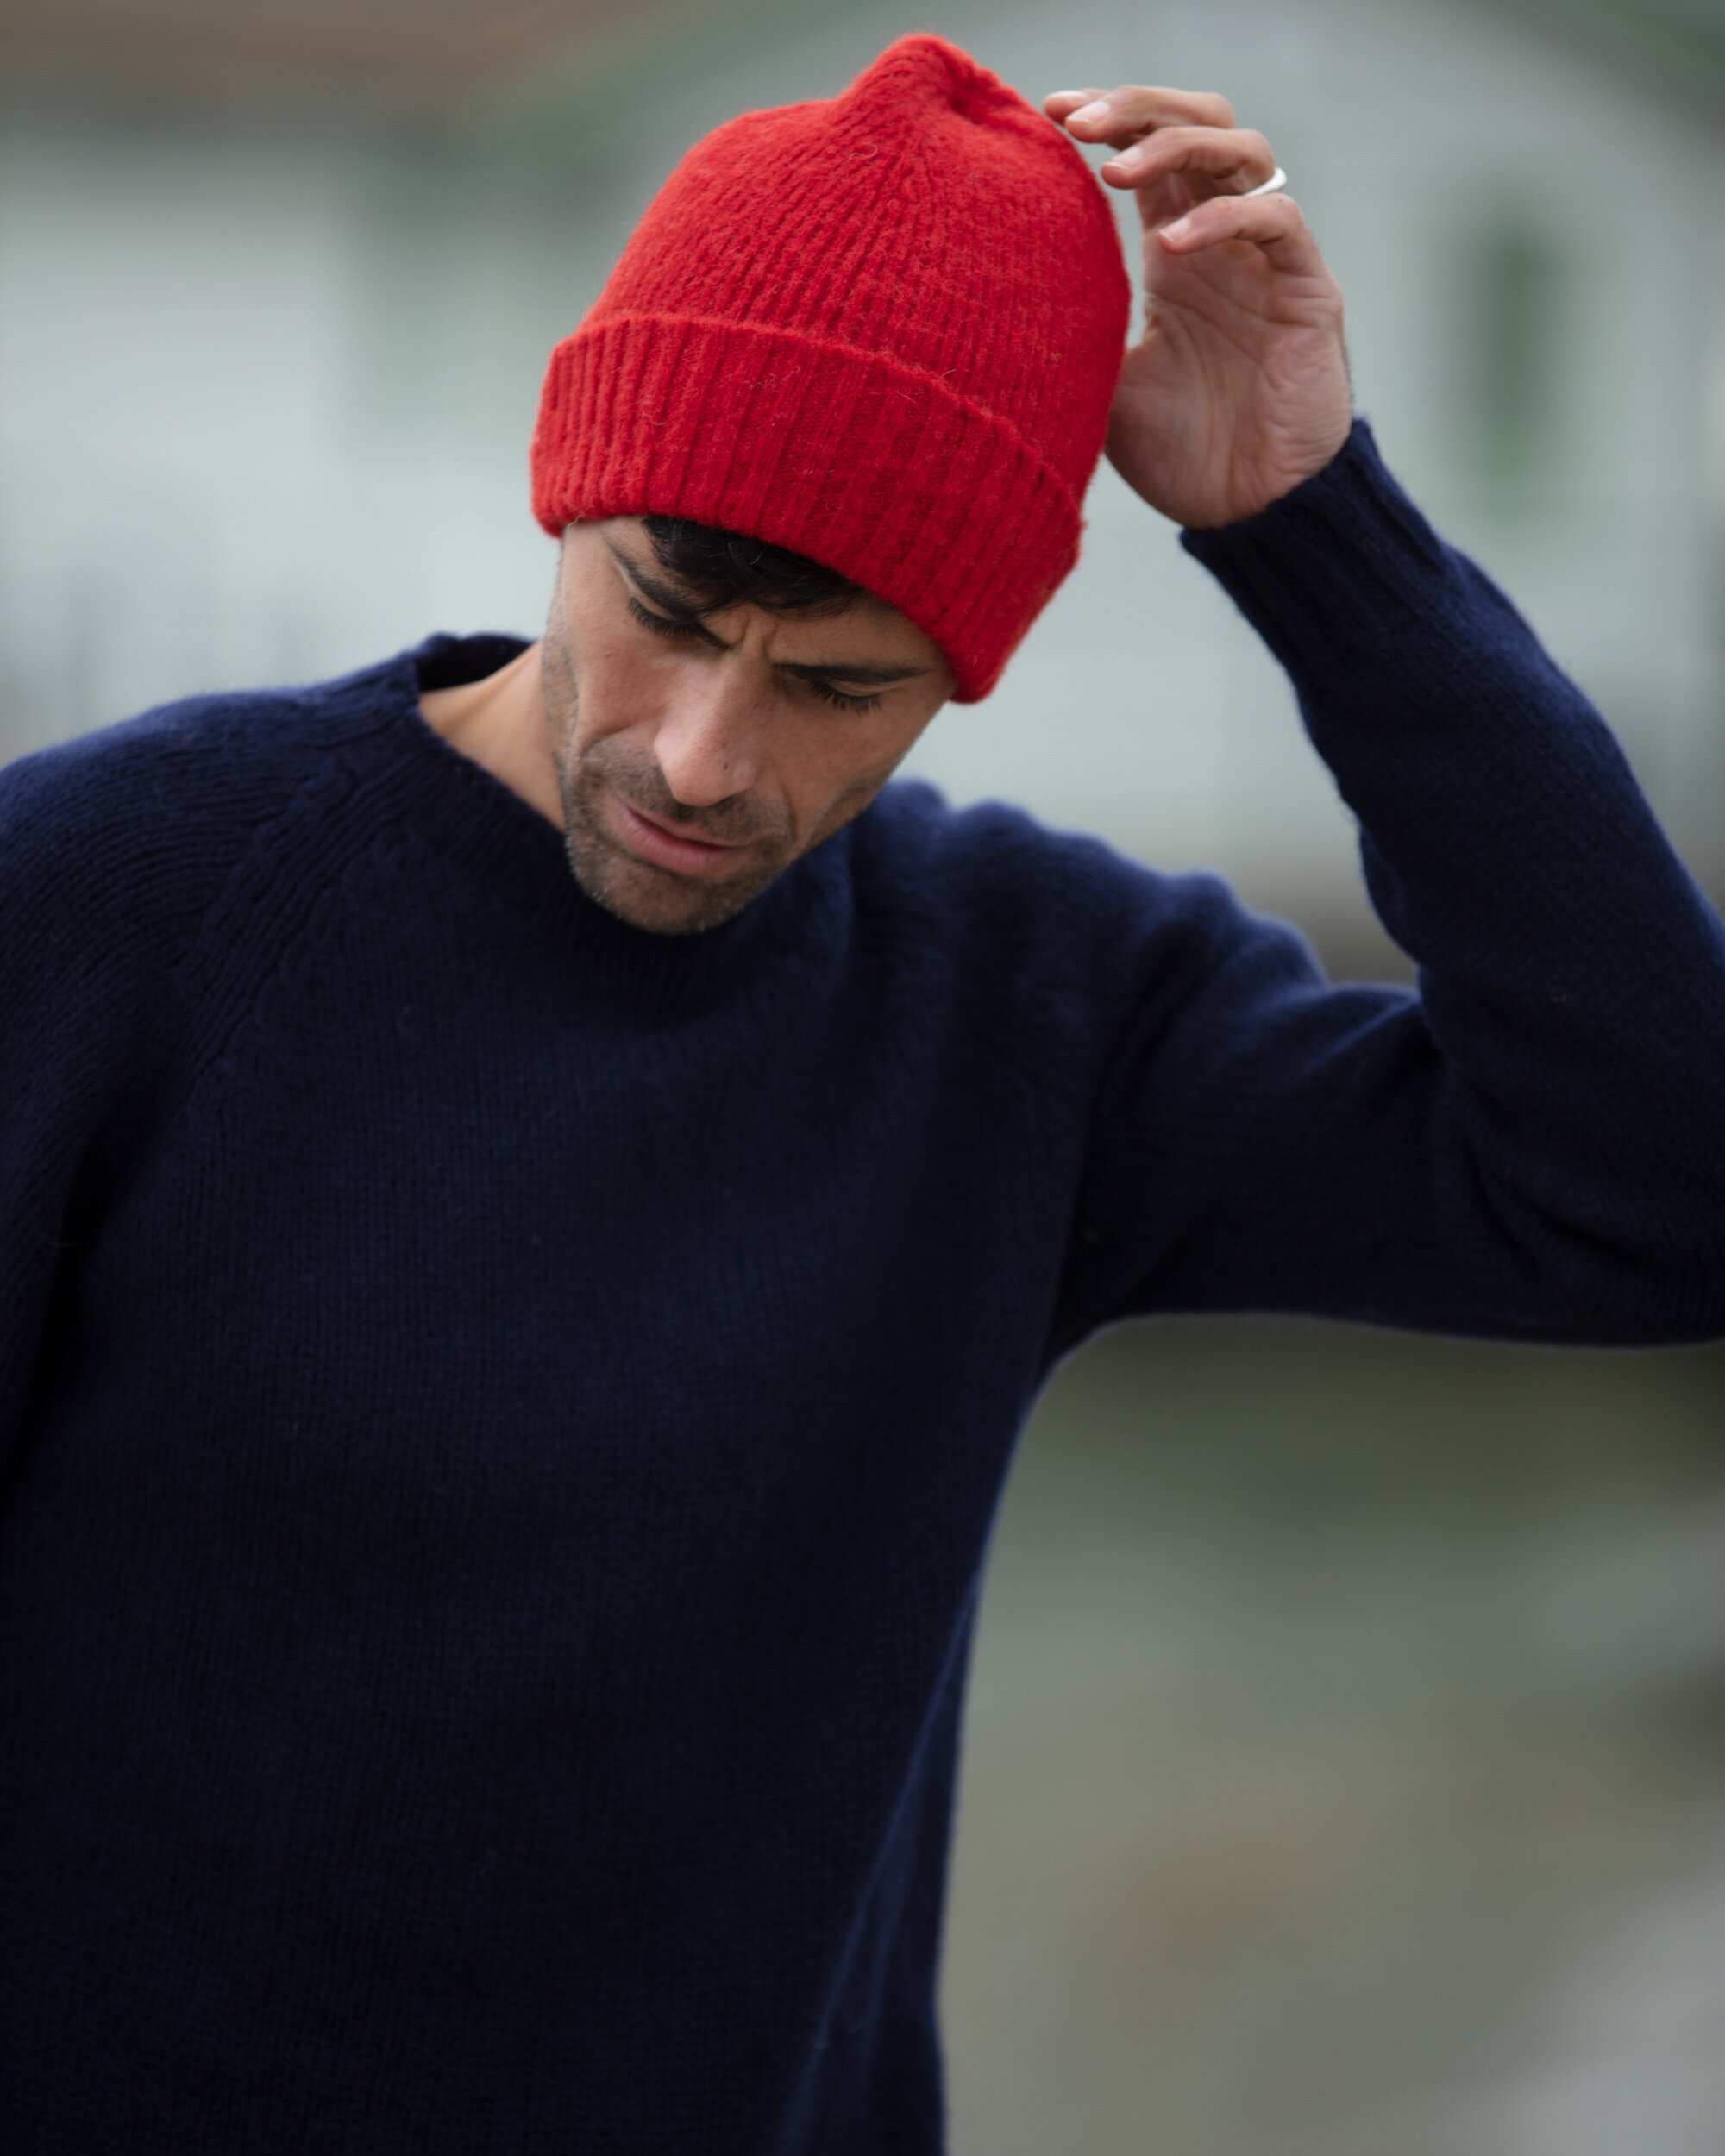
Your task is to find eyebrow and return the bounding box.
[602,536,933,687]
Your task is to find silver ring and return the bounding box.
[1241,164,1288,197]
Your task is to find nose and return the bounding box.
[650,665,768,810]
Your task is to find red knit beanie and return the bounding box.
[530,33,1131,704]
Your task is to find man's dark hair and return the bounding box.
[642,516,866,620]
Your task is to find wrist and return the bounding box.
[1181,412,1358,533]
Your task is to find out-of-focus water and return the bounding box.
[943,1319,1725,2156]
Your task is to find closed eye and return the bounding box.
[625,595,707,642]
[801,681,885,714]
[624,595,884,714]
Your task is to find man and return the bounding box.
[1,30,1720,2156]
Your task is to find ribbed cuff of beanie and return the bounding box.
[531,314,1087,704]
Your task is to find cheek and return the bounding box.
[565,636,662,747]
[791,730,919,846]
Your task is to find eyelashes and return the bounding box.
[624,595,885,713]
[806,682,885,713]
[625,595,703,642]
[808,685,884,712]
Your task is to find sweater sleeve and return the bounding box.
[1049,415,1725,1356]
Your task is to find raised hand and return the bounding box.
[1045,85,1354,529]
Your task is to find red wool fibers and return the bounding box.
[529,33,1132,702]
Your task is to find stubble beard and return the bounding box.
[539,603,800,938]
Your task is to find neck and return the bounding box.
[418,640,562,830]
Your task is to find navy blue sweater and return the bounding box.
[3,417,1722,2153]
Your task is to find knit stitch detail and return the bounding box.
[532,313,1085,702]
[529,32,1130,703]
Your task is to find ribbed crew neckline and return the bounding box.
[319,629,841,987]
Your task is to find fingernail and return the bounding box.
[1070,99,1111,126]
[1163,216,1192,241]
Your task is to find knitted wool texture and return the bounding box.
[529,32,1132,702]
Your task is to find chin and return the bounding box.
[561,834,779,937]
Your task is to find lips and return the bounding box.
[610,791,750,874]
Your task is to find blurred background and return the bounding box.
[2,1,1721,2148]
